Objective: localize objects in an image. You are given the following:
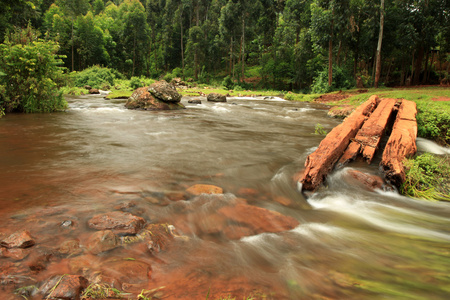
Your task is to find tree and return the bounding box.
[374,0,385,88]
[0,26,67,113]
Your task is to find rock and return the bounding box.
[148,80,182,102]
[84,85,92,90]
[207,93,227,102]
[114,201,136,211]
[88,211,146,236]
[1,248,31,261]
[171,77,186,86]
[61,220,74,227]
[345,169,385,191]
[299,95,379,191]
[327,106,354,118]
[222,225,254,240]
[41,275,88,300]
[101,259,151,284]
[125,87,185,111]
[381,99,417,186]
[1,230,35,249]
[186,184,223,195]
[188,98,202,104]
[89,88,100,94]
[86,230,120,255]
[218,203,299,236]
[58,239,82,256]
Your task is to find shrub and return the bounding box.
[71,65,123,89]
[0,26,67,113]
[416,101,450,146]
[222,75,234,90]
[311,65,355,94]
[401,153,450,201]
[130,76,143,89]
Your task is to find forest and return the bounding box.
[0,0,449,92]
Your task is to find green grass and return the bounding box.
[284,92,321,102]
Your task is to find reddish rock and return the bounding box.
[41,275,88,300]
[1,230,35,249]
[101,259,151,284]
[88,211,146,235]
[345,169,385,191]
[86,230,120,255]
[186,184,223,195]
[165,191,188,201]
[274,196,294,207]
[218,203,299,235]
[196,214,228,235]
[89,88,100,94]
[125,87,185,111]
[123,223,175,253]
[114,201,136,211]
[381,99,418,186]
[2,248,31,261]
[236,187,260,197]
[299,95,379,191]
[58,239,82,256]
[327,106,354,118]
[148,80,182,102]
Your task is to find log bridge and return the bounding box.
[299,95,418,191]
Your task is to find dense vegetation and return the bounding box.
[0,0,449,92]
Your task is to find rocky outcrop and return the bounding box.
[207,93,227,102]
[88,211,146,236]
[381,100,417,186]
[125,80,185,111]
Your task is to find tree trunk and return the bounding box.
[229,36,233,77]
[132,34,136,76]
[181,8,184,79]
[413,46,424,85]
[71,19,74,72]
[336,40,342,66]
[241,14,245,81]
[328,36,333,86]
[422,49,429,84]
[374,0,385,88]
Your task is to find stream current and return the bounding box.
[0,95,449,299]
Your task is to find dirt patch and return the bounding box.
[315,92,351,103]
[431,96,450,102]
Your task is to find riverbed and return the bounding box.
[0,95,449,299]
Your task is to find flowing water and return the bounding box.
[0,95,449,299]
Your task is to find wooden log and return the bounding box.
[337,98,397,167]
[299,95,379,191]
[380,99,417,187]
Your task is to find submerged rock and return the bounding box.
[88,211,146,236]
[345,169,385,192]
[186,184,223,195]
[86,230,120,255]
[1,230,35,249]
[41,275,88,300]
[207,93,227,102]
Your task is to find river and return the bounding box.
[0,95,449,299]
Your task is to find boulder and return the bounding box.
[148,80,182,102]
[1,230,35,249]
[188,98,202,104]
[88,211,146,236]
[86,230,120,255]
[125,87,185,111]
[41,275,88,300]
[345,169,385,192]
[207,93,227,102]
[58,239,83,256]
[89,88,100,94]
[218,203,299,236]
[186,184,223,195]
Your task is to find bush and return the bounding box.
[71,65,123,89]
[130,76,143,89]
[0,26,67,113]
[222,75,234,90]
[311,65,355,94]
[401,153,450,201]
[416,101,450,146]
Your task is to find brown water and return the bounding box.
[0,95,449,299]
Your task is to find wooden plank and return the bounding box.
[299,95,379,191]
[380,99,417,186]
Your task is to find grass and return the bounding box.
[401,153,450,201]
[80,283,126,299]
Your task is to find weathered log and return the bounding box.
[337,98,397,167]
[380,99,417,186]
[299,95,379,191]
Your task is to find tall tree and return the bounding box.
[374,0,385,88]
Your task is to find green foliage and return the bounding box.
[416,101,450,146]
[222,75,234,90]
[314,123,327,135]
[311,65,355,94]
[401,153,450,201]
[130,76,143,89]
[80,283,124,299]
[0,26,67,113]
[71,65,122,89]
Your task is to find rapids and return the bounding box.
[0,95,449,299]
